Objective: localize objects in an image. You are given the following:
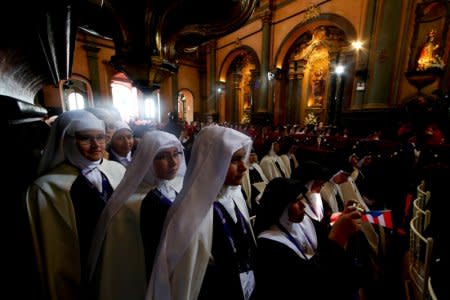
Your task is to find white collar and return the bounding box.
[111,149,132,165]
[217,185,241,223]
[157,179,179,202]
[259,214,317,259]
[303,191,324,221]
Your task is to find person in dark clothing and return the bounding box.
[163,111,183,137]
[423,166,450,300]
[254,177,362,300]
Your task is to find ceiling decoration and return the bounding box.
[0,0,257,102]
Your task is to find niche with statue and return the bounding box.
[405,0,449,93]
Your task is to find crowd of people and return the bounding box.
[25,98,449,300]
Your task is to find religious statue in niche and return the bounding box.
[311,68,326,106]
[241,69,253,124]
[297,27,330,107]
[234,54,254,124]
[416,29,445,71]
[292,26,331,107]
[242,68,252,111]
[177,93,186,121]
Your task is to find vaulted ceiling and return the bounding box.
[0,0,257,103]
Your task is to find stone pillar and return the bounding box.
[83,45,101,103]
[365,0,403,105]
[286,62,295,124]
[198,68,206,119]
[352,0,376,107]
[207,40,217,114]
[171,75,178,116]
[257,10,271,112]
[325,52,339,125]
[334,73,345,126]
[231,72,242,123]
[295,60,306,123]
[249,69,259,113]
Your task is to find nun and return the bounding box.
[26,110,126,300]
[146,125,256,300]
[87,130,186,300]
[254,177,362,299]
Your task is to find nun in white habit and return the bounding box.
[87,130,186,300]
[26,110,126,300]
[146,125,255,300]
[241,149,269,216]
[107,120,134,167]
[259,139,289,180]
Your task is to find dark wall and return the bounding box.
[2,96,48,299]
[340,109,401,139]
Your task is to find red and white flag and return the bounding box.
[362,210,393,229]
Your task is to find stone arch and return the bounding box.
[219,46,260,82]
[274,13,357,69]
[273,14,357,126]
[218,46,260,123]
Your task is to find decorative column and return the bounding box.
[207,40,217,117]
[231,72,242,123]
[286,61,295,123]
[365,0,403,106]
[244,69,258,123]
[171,75,178,116]
[83,45,101,103]
[334,72,345,126]
[249,69,259,113]
[295,60,306,123]
[257,9,272,112]
[325,52,339,125]
[198,68,206,119]
[352,0,376,107]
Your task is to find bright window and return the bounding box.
[67,92,85,110]
[144,96,156,118]
[111,83,139,122]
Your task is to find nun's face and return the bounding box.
[224,148,247,186]
[110,129,134,157]
[153,147,182,180]
[249,153,258,164]
[75,129,106,161]
[287,196,306,223]
[272,142,280,154]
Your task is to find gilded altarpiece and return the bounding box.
[226,52,258,124]
[285,26,349,126]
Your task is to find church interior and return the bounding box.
[2,0,449,299]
